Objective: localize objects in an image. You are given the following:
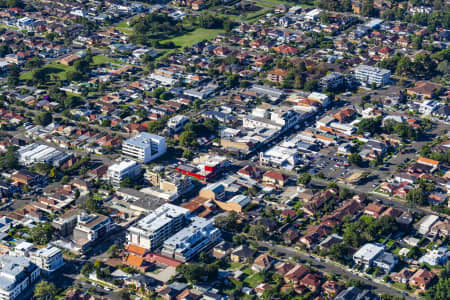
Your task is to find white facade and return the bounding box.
[417,215,439,235]
[107,160,142,186]
[122,132,166,163]
[355,65,391,87]
[17,143,70,167]
[167,115,189,132]
[419,248,449,266]
[260,145,299,170]
[161,217,221,261]
[30,246,64,273]
[127,204,189,250]
[0,255,40,300]
[353,243,384,266]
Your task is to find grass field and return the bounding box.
[20,55,123,81]
[92,55,123,66]
[164,28,225,47]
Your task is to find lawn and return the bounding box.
[20,62,74,81]
[92,55,123,66]
[164,28,225,47]
[243,272,264,288]
[20,55,122,81]
[263,0,314,7]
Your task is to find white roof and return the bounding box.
[129,203,188,234]
[108,160,138,172]
[354,243,384,261]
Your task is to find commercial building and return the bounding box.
[355,65,390,87]
[0,255,40,300]
[127,204,189,250]
[259,145,299,170]
[161,217,221,261]
[30,246,64,274]
[73,213,113,247]
[122,132,166,163]
[215,194,251,213]
[107,160,142,186]
[17,143,70,167]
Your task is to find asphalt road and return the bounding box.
[256,241,417,300]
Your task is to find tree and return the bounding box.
[406,188,427,206]
[395,56,413,75]
[107,244,119,258]
[25,57,44,69]
[83,196,99,213]
[60,175,70,184]
[249,224,267,240]
[32,68,50,85]
[152,87,166,99]
[7,63,20,88]
[176,263,203,283]
[182,149,194,160]
[214,211,241,232]
[357,118,381,135]
[304,79,319,92]
[348,153,364,167]
[34,112,52,126]
[361,0,375,17]
[81,262,93,276]
[30,223,54,245]
[0,146,18,170]
[203,118,219,135]
[34,281,56,300]
[339,188,353,200]
[297,173,311,186]
[225,74,240,89]
[179,130,197,148]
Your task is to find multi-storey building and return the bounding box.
[107,160,141,186]
[161,217,221,262]
[73,213,113,246]
[127,204,189,250]
[320,72,344,90]
[355,65,390,87]
[0,255,40,300]
[30,246,64,274]
[122,132,166,163]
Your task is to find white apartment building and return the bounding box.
[0,255,40,300]
[161,217,221,262]
[30,246,64,273]
[355,65,391,87]
[107,160,142,186]
[122,132,166,163]
[167,115,189,132]
[127,203,189,250]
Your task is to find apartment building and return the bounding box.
[30,246,64,273]
[320,72,344,90]
[161,217,221,262]
[127,203,189,250]
[107,160,142,186]
[355,65,391,87]
[0,255,40,300]
[122,132,166,163]
[73,213,113,246]
[167,115,189,133]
